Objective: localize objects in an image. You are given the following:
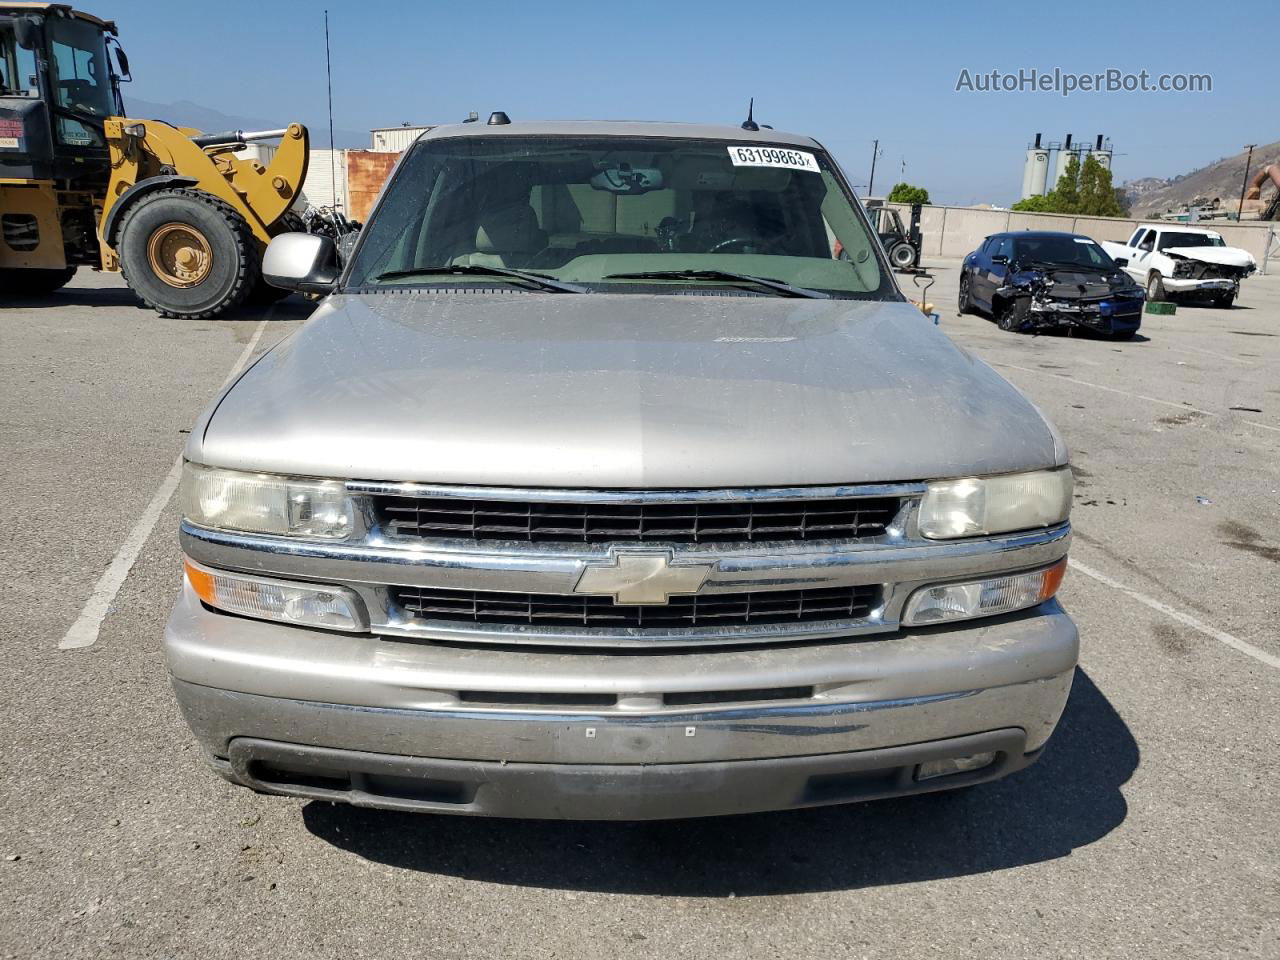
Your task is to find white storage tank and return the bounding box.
[370,125,432,152]
[1089,134,1112,171]
[1020,134,1051,199]
[1052,135,1077,190]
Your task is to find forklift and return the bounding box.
[0,3,309,317]
[863,199,923,271]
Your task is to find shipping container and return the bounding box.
[370,126,432,152]
[346,150,401,222]
[301,149,350,212]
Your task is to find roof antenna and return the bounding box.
[324,10,337,208]
[741,98,759,132]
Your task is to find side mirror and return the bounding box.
[262,233,339,294]
[14,18,37,49]
[990,254,1009,265]
[114,46,131,80]
[1113,257,1129,267]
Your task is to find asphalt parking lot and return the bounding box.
[2,264,1278,959]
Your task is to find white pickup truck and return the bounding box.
[1101,224,1256,307]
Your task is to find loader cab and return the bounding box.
[0,5,125,181]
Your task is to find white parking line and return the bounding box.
[59,320,269,651]
[991,361,1280,434]
[1068,558,1280,671]
[1164,345,1254,367]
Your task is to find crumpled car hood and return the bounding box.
[192,290,1065,488]
[1163,246,1256,268]
[1009,266,1138,300]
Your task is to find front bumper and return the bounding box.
[166,584,1078,819]
[1163,277,1238,295]
[1029,298,1143,333]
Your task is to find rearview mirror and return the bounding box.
[1113,256,1129,267]
[590,163,663,194]
[114,46,131,80]
[262,233,338,294]
[991,254,1009,265]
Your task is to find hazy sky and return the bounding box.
[105,0,1272,205]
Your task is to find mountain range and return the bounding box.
[121,96,369,149]
[1118,140,1280,218]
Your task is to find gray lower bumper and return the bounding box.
[207,728,1036,820]
[166,585,1077,818]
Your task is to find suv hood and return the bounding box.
[194,291,1065,487]
[1164,245,1255,268]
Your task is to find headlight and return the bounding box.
[903,560,1066,626]
[917,467,1072,539]
[181,462,354,539]
[184,558,366,631]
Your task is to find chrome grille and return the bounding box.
[392,584,880,630]
[378,495,902,544]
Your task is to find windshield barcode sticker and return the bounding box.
[727,146,820,172]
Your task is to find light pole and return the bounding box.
[868,139,880,197]
[1239,144,1257,220]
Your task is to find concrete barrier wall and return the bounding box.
[885,203,1279,271]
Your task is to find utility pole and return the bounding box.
[867,139,880,198]
[1239,144,1257,221]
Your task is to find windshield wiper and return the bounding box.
[603,269,829,299]
[372,264,586,293]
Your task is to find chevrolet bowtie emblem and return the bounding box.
[574,549,715,605]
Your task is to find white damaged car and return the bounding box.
[1102,224,1256,307]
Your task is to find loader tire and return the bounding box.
[0,266,76,295]
[117,188,258,319]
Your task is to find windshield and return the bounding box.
[1157,231,1224,250]
[344,134,893,298]
[1013,235,1116,270]
[0,24,38,97]
[46,17,114,147]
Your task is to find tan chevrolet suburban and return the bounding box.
[166,118,1077,819]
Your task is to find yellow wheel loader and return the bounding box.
[0,3,309,317]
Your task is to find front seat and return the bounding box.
[452,202,547,268]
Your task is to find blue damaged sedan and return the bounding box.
[959,230,1145,339]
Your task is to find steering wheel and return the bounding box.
[708,236,781,255]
